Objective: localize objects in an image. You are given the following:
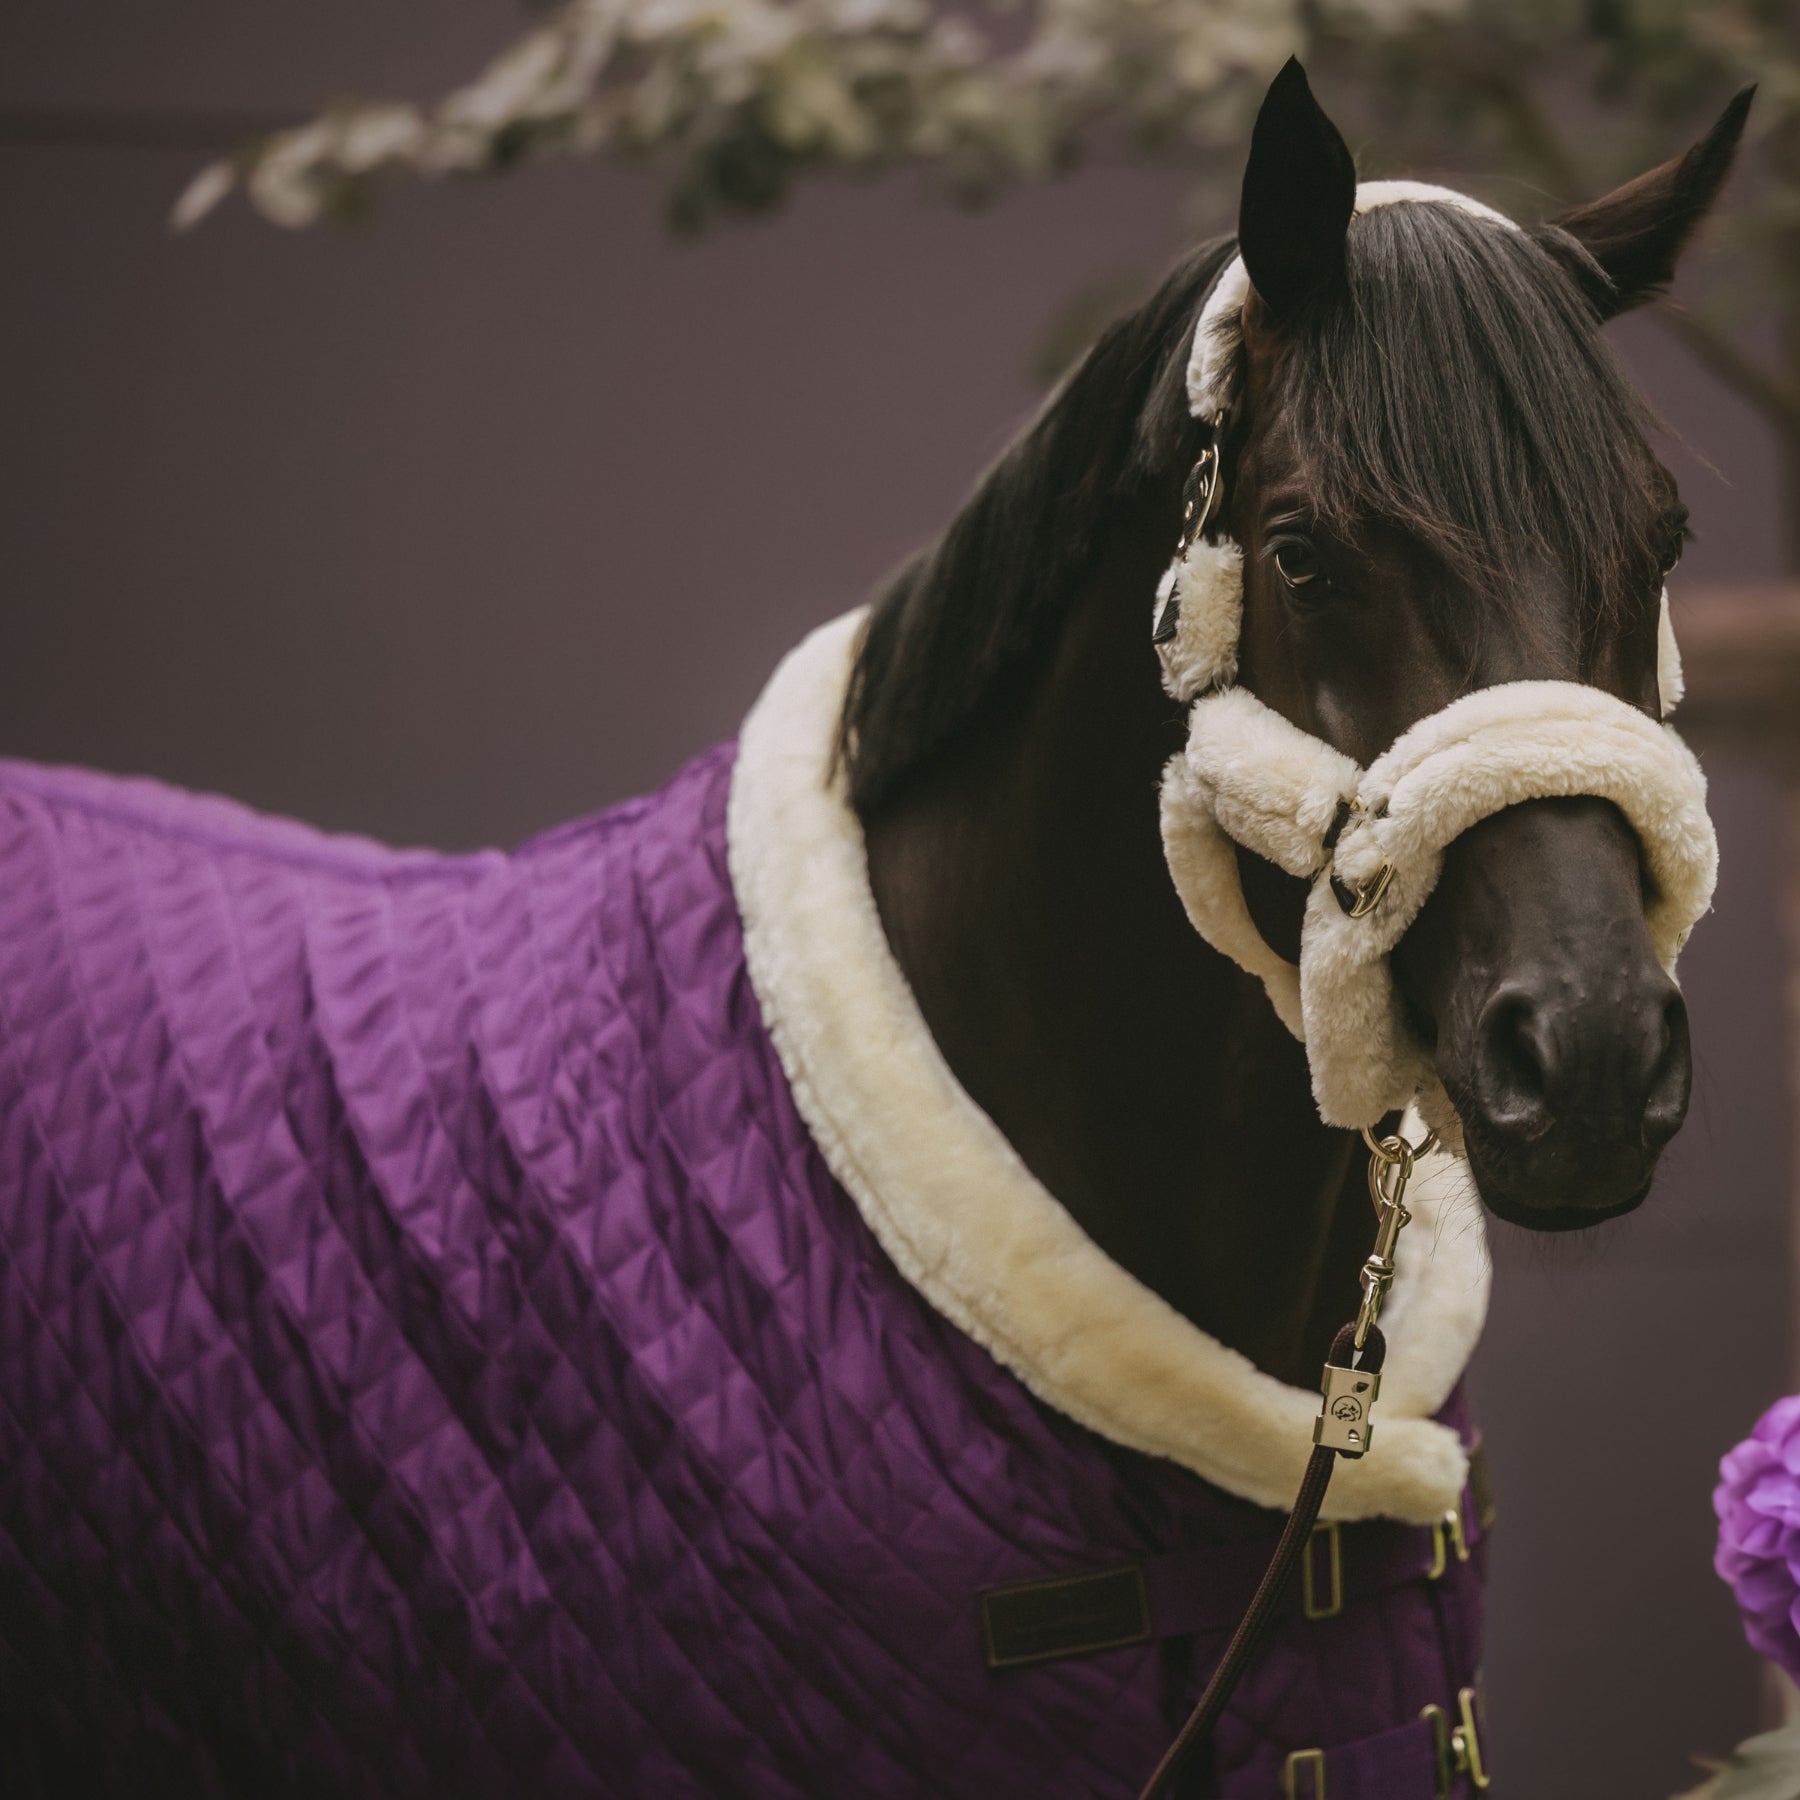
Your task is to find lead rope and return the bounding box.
[1134,1125,1433,1800]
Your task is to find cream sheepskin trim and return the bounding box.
[1154,536,1245,700]
[1158,778,1306,1038]
[1158,690,1352,1038]
[1183,689,1361,883]
[1188,180,1520,417]
[1658,586,1685,717]
[728,608,1488,1524]
[1162,679,1717,1139]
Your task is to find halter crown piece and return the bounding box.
[1156,182,1717,1152]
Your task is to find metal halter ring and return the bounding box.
[1322,797,1396,919]
[1330,862,1396,919]
[1361,1124,1439,1165]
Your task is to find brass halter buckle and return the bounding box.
[1178,441,1224,551]
[1153,413,1232,647]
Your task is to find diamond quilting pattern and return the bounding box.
[0,747,1481,1797]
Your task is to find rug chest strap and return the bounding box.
[1280,1698,1491,1799]
[976,1448,1488,1670]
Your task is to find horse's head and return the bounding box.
[1215,64,1748,1230]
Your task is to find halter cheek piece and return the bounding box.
[1153,182,1718,1151]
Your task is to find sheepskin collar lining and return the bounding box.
[727,608,1489,1524]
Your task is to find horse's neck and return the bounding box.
[862,499,1370,1388]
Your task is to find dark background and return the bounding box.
[0,6,1790,1794]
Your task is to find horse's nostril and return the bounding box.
[1476,989,1553,1124]
[1643,989,1693,1150]
[1656,992,1683,1078]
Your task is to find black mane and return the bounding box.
[840,201,1663,816]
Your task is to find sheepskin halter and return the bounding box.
[1156,181,1719,1150]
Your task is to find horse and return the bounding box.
[0,59,1746,1800]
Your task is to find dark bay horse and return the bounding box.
[849,65,1741,1386]
[0,59,1746,1800]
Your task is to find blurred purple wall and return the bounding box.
[0,7,1790,1794]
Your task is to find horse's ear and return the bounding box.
[1543,87,1754,317]
[1237,58,1356,325]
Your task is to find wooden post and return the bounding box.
[1678,584,1800,756]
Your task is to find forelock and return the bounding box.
[1266,201,1666,639]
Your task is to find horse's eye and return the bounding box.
[1273,539,1326,591]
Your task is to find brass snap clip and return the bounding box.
[1351,1125,1436,1352]
[1313,1124,1438,1459]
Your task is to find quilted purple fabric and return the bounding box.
[0,744,1485,1797]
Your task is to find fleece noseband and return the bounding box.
[1156,182,1718,1148]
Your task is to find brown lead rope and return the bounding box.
[1135,1323,1383,1800]
[1134,1126,1430,1800]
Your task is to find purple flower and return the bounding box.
[1715,1395,1800,1676]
